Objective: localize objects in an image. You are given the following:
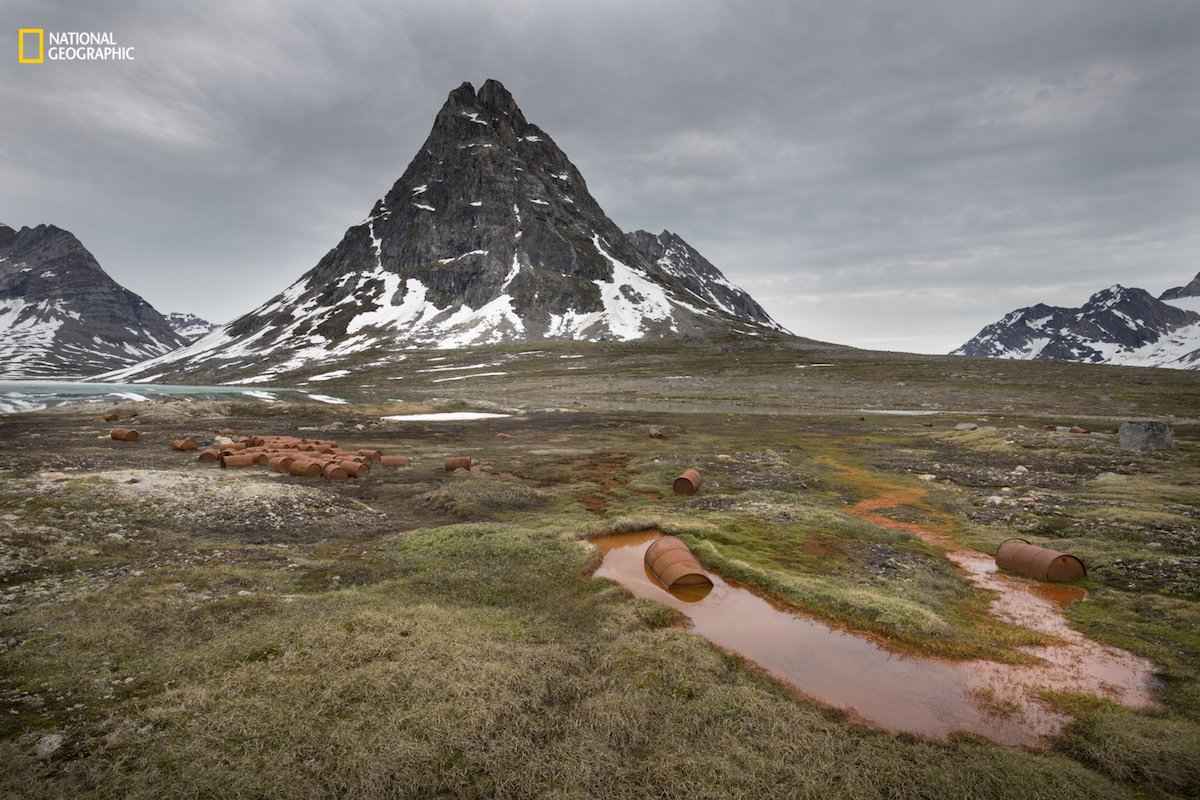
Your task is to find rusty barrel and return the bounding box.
[644,536,713,589]
[323,463,352,481]
[197,448,220,462]
[673,468,702,496]
[221,453,257,468]
[996,538,1086,582]
[380,455,410,467]
[356,449,383,462]
[445,456,473,472]
[340,461,368,478]
[269,454,296,472]
[288,459,323,478]
[111,428,140,442]
[171,437,198,451]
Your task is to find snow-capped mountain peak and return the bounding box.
[165,312,216,342]
[102,79,788,385]
[0,224,186,378]
[954,279,1200,370]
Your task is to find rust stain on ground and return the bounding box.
[590,463,1161,748]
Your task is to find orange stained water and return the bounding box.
[592,530,1159,748]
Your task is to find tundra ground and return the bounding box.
[2,342,1198,799]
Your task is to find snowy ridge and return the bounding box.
[954,281,1200,370]
[0,224,187,378]
[99,79,789,384]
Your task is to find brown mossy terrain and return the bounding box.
[1,342,1198,799]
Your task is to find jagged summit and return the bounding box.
[105,79,787,384]
[954,281,1200,370]
[0,224,186,377]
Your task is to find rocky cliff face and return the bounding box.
[953,284,1200,370]
[0,224,186,378]
[103,79,788,384]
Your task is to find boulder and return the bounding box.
[1119,421,1175,452]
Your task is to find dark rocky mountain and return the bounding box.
[953,284,1200,370]
[0,224,186,378]
[104,79,787,384]
[165,312,216,342]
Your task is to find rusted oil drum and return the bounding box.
[445,456,473,472]
[197,448,220,462]
[269,454,296,472]
[171,437,198,451]
[250,452,270,465]
[288,459,323,478]
[644,536,713,589]
[221,453,257,468]
[356,449,383,462]
[380,455,410,467]
[111,428,140,442]
[323,463,352,480]
[996,538,1086,582]
[673,468,702,495]
[340,461,367,478]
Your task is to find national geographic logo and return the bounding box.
[17,28,136,63]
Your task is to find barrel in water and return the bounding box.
[644,536,713,589]
[996,538,1086,582]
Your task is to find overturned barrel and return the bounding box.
[644,536,713,589]
[197,448,221,462]
[288,459,323,478]
[221,453,257,468]
[996,538,1086,582]
[171,437,198,451]
[269,454,296,473]
[673,468,702,496]
[380,455,410,467]
[445,456,473,472]
[323,462,353,481]
[110,428,140,442]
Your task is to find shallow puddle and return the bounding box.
[592,529,1159,747]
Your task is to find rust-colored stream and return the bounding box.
[593,520,1158,747]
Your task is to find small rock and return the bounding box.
[236,590,254,597]
[917,474,937,482]
[647,426,666,439]
[1070,426,1090,434]
[1012,465,1029,475]
[955,423,979,431]
[986,495,1005,506]
[35,733,64,759]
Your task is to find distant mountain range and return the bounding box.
[954,274,1200,370]
[165,312,216,342]
[100,79,788,385]
[0,224,189,378]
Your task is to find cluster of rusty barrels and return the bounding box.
[191,434,409,481]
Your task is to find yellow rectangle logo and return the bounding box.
[18,28,44,64]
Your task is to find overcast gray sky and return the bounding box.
[4,0,1199,353]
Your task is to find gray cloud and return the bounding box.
[3,0,1198,353]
